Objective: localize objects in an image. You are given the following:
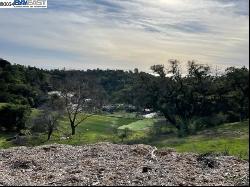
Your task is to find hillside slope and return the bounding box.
[0,143,248,186]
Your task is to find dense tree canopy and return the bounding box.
[0,58,248,135]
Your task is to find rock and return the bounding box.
[142,166,152,173]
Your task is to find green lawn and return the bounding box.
[118,118,156,131]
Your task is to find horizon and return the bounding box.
[3,58,248,78]
[0,0,249,72]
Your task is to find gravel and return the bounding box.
[0,143,248,186]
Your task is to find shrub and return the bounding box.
[190,113,228,133]
[148,121,162,136]
[0,104,31,132]
[227,111,241,123]
[29,116,47,133]
[117,128,132,143]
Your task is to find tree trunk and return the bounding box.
[47,132,52,141]
[47,130,52,141]
[178,122,189,137]
[163,113,180,130]
[71,123,76,135]
[239,112,243,122]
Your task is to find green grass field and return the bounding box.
[22,114,139,147]
[118,119,156,131]
[0,109,249,159]
[147,120,249,159]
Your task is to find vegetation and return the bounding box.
[0,58,248,160]
[0,104,31,132]
[141,60,248,136]
[0,115,248,159]
[149,120,249,159]
[118,119,156,131]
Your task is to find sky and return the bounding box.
[0,0,249,72]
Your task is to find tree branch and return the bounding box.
[74,114,94,127]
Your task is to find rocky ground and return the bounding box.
[0,143,249,186]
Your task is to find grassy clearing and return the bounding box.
[149,120,249,159]
[1,114,137,147]
[52,117,249,159]
[0,107,248,160]
[43,114,138,146]
[118,119,156,131]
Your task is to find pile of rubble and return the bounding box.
[0,143,248,186]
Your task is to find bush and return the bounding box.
[205,113,228,127]
[149,122,162,136]
[0,104,31,132]
[226,111,241,123]
[191,113,228,131]
[117,128,132,143]
[29,116,47,133]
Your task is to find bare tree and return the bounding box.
[28,110,62,141]
[45,111,61,141]
[61,78,101,135]
[29,94,64,141]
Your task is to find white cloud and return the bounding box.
[0,0,248,72]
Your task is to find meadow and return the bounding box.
[0,107,248,159]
